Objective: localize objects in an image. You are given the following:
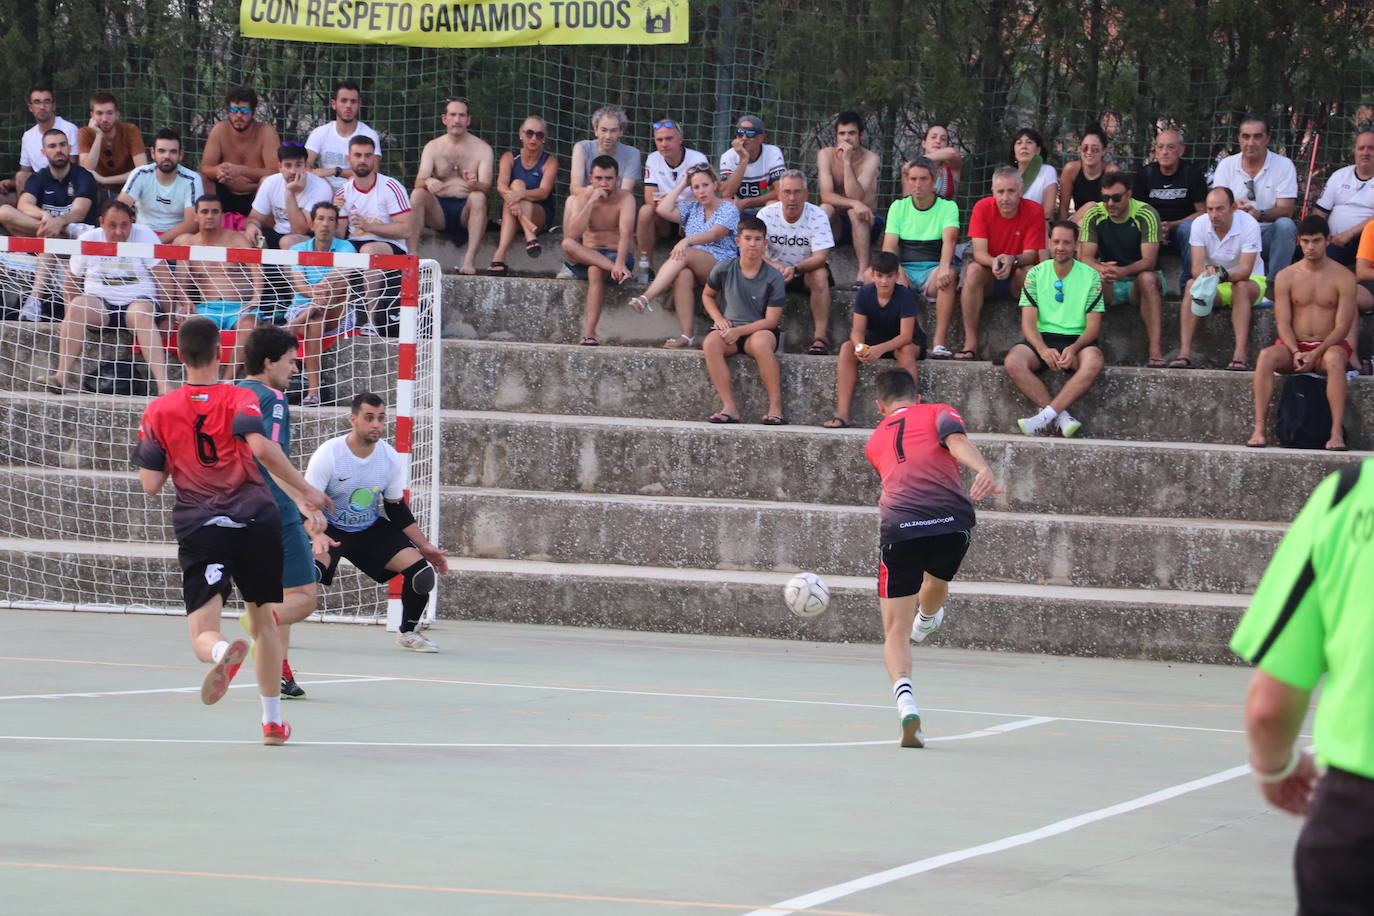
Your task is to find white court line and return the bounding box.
[0,716,1053,749]
[741,762,1253,916]
[0,677,394,701]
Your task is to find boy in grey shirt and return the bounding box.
[702,215,787,423]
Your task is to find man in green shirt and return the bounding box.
[1077,170,1165,366]
[1231,461,1374,912]
[1002,220,1105,437]
[882,158,959,357]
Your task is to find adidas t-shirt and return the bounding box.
[643,147,709,202]
[719,144,786,201]
[1018,258,1104,336]
[121,164,204,232]
[306,121,382,194]
[758,201,834,267]
[1079,198,1161,265]
[884,195,959,264]
[335,174,411,252]
[304,435,406,533]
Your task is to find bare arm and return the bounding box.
[563,192,593,238]
[847,152,878,206]
[1068,310,1103,353]
[847,311,869,347]
[199,124,225,185]
[943,432,1002,501]
[138,467,168,496]
[1267,197,1296,221]
[245,432,330,521]
[970,237,994,269]
[1244,669,1317,816]
[816,148,841,206]
[568,143,588,196]
[1057,161,1079,221]
[1227,251,1258,284]
[471,144,495,195]
[1358,256,1374,283]
[654,172,690,222]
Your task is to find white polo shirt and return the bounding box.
[20,117,79,172]
[758,201,835,268]
[1315,164,1374,237]
[1211,150,1298,213]
[1189,208,1265,278]
[643,147,709,202]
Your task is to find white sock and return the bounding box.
[211,640,230,663]
[261,695,282,726]
[917,610,935,624]
[892,678,917,716]
[1037,405,1057,422]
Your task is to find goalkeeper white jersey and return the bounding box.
[304,435,406,532]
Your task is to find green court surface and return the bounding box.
[0,610,1303,915]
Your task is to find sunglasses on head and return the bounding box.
[735,128,761,138]
[1053,279,1065,303]
[687,163,713,176]
[653,120,679,131]
[523,128,545,139]
[227,105,252,115]
[1101,192,1126,203]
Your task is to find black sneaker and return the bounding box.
[281,675,306,699]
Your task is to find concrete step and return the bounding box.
[445,487,1282,594]
[442,557,1249,665]
[0,471,1280,594]
[0,537,1252,663]
[439,410,1368,522]
[442,338,1374,446]
[441,274,1374,369]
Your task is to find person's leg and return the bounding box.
[667,261,697,339]
[1050,345,1104,413]
[1004,342,1052,408]
[1133,270,1163,363]
[805,268,832,346]
[827,343,859,426]
[582,264,607,341]
[1322,346,1349,450]
[0,205,40,235]
[880,594,919,683]
[702,332,739,419]
[960,261,991,355]
[461,191,487,273]
[1248,344,1292,447]
[745,330,784,419]
[637,252,687,304]
[407,186,444,253]
[894,343,921,388]
[225,312,257,380]
[383,544,437,638]
[1172,219,1196,293]
[1230,279,1259,366]
[492,191,522,265]
[125,299,172,394]
[932,272,957,353]
[1175,278,1200,364]
[878,553,924,749]
[54,295,105,386]
[31,253,60,301]
[849,209,873,281]
[635,203,659,266]
[1263,218,1297,287]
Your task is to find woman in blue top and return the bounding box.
[488,116,560,275]
[629,163,740,348]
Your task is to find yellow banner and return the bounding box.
[240,0,688,46]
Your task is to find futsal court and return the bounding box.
[1,609,1302,915]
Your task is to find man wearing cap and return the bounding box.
[1231,459,1374,912]
[719,115,786,212]
[1169,187,1265,371]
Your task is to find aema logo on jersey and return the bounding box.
[349,486,380,513]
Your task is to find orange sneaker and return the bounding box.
[200,639,249,706]
[262,721,292,746]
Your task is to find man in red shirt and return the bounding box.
[958,166,1047,359]
[132,316,329,745]
[865,370,1001,747]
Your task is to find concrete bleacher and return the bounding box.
[2,230,1371,664]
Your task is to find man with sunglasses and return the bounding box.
[306,80,382,196]
[1003,220,1105,438]
[719,115,786,213]
[1210,117,1297,290]
[77,92,146,203]
[1077,170,1165,366]
[637,118,707,281]
[409,97,493,276]
[200,86,282,218]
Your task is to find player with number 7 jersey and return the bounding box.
[863,370,1002,748]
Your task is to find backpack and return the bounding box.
[1276,374,1339,449]
[83,359,152,397]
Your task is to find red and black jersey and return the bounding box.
[132,384,279,539]
[865,403,976,544]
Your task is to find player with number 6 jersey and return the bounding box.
[863,370,1002,748]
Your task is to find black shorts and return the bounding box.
[1295,766,1374,914]
[218,190,256,218]
[784,263,836,294]
[1359,279,1374,305]
[437,196,470,246]
[317,518,415,585]
[261,225,284,250]
[729,329,779,355]
[178,520,284,613]
[1017,333,1083,371]
[878,530,971,598]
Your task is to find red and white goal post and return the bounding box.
[0,235,442,629]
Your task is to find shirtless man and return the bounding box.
[199,87,281,217]
[1247,215,1357,451]
[561,155,635,345]
[818,111,880,283]
[409,98,493,275]
[174,195,263,378]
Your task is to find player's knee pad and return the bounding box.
[403,559,435,595]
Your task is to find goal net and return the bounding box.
[0,235,441,628]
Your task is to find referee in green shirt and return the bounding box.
[1231,460,1374,912]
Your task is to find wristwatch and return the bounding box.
[334,166,342,179]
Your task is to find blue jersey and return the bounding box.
[236,378,297,521]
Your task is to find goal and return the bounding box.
[0,234,442,629]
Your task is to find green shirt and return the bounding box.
[1018,259,1103,336]
[1079,198,1160,266]
[884,195,959,265]
[1230,462,1374,780]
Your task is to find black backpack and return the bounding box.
[83,360,152,397]
[1276,374,1340,449]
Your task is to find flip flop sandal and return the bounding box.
[807,339,830,355]
[822,417,851,428]
[487,261,509,276]
[525,239,542,258]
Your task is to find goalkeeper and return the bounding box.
[304,392,449,651]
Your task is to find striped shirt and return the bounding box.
[1079,198,1160,265]
[334,173,411,252]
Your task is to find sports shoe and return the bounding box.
[900,713,925,748]
[201,639,249,705]
[1017,412,1052,436]
[397,630,439,652]
[19,296,43,322]
[1055,412,1082,438]
[911,606,945,643]
[555,265,575,280]
[281,659,305,699]
[262,720,292,746]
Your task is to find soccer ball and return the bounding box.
[784,572,830,617]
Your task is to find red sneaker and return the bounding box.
[200,639,249,706]
[262,720,292,746]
